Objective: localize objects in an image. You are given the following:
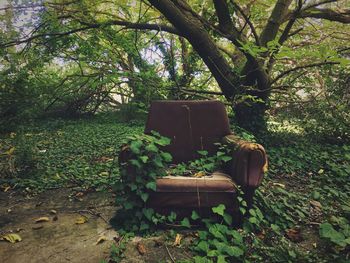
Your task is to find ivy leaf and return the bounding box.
[130,140,142,154]
[145,143,158,153]
[225,246,244,257]
[217,255,227,263]
[180,217,191,228]
[221,156,232,162]
[319,223,346,246]
[140,155,149,163]
[156,137,171,146]
[212,204,226,216]
[145,181,156,191]
[140,192,149,202]
[197,150,208,156]
[160,152,172,162]
[140,221,150,231]
[142,208,154,220]
[191,211,200,220]
[223,213,232,225]
[124,201,134,210]
[196,240,209,253]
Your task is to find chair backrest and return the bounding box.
[145,100,231,163]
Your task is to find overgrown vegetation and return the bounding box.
[1,113,349,261]
[0,0,349,261]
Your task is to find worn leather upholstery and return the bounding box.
[144,100,231,163]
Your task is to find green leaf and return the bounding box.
[130,140,142,154]
[130,159,141,169]
[156,137,171,146]
[180,217,191,228]
[140,155,149,163]
[140,192,149,202]
[145,181,157,191]
[221,156,232,162]
[142,208,154,220]
[160,152,172,162]
[212,204,226,216]
[191,211,200,220]
[145,143,158,153]
[225,246,244,257]
[139,221,150,231]
[223,213,232,225]
[319,223,346,246]
[124,201,133,210]
[196,240,209,253]
[197,150,208,156]
[217,255,227,263]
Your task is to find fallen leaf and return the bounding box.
[272,183,285,188]
[95,236,107,245]
[5,147,15,155]
[4,186,11,192]
[32,225,44,230]
[75,216,88,224]
[137,242,147,255]
[193,171,206,178]
[310,200,322,209]
[75,192,84,197]
[50,210,57,215]
[0,233,22,243]
[286,228,303,242]
[35,217,50,223]
[257,229,266,240]
[173,234,182,246]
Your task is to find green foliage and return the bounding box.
[115,131,174,232]
[0,113,143,191]
[168,145,232,177]
[319,217,350,249]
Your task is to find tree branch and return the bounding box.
[298,7,350,24]
[0,20,181,48]
[271,61,339,84]
[229,0,260,45]
[259,0,293,46]
[213,0,234,34]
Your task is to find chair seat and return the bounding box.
[146,171,238,214]
[156,171,237,193]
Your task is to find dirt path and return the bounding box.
[0,189,117,263]
[0,189,192,263]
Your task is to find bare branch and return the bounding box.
[229,0,260,45]
[213,0,234,33]
[272,61,339,84]
[1,20,181,48]
[298,7,350,23]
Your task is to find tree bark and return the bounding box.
[147,0,241,100]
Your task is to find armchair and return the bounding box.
[119,100,267,217]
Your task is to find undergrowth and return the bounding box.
[0,114,349,262]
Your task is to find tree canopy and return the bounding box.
[0,0,349,135]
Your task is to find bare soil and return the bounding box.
[0,189,192,263]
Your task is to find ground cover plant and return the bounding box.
[2,113,349,262]
[0,0,349,261]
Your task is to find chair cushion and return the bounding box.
[146,171,238,213]
[156,171,236,193]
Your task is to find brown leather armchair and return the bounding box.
[119,100,267,217]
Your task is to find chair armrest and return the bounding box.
[222,134,268,188]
